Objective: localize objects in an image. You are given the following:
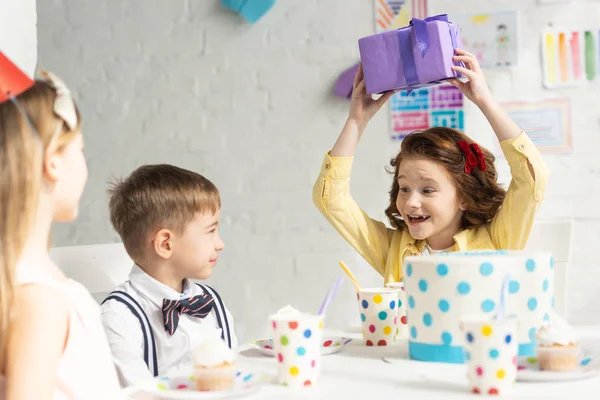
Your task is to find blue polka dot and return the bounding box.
[378,311,388,321]
[480,262,493,276]
[489,349,499,359]
[544,313,550,321]
[406,264,413,277]
[509,280,520,294]
[529,328,536,341]
[550,257,554,269]
[464,351,471,361]
[360,314,366,322]
[466,332,474,343]
[438,299,450,312]
[423,313,433,327]
[304,329,312,338]
[481,299,495,313]
[398,299,403,308]
[297,347,306,356]
[505,334,512,344]
[390,300,396,310]
[528,298,538,311]
[441,331,453,345]
[408,296,415,309]
[436,263,449,276]
[418,279,428,292]
[543,279,549,292]
[552,296,555,308]
[457,281,471,295]
[411,326,417,339]
[581,358,592,366]
[526,259,536,272]
[361,300,368,309]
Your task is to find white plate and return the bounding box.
[249,336,353,357]
[130,370,265,399]
[517,351,600,382]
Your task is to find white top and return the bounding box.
[0,264,123,399]
[420,244,451,256]
[101,265,237,387]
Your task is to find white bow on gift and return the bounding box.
[40,69,78,131]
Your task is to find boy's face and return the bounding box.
[171,210,225,280]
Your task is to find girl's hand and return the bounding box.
[348,64,394,132]
[449,49,494,109]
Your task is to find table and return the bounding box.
[128,327,600,399]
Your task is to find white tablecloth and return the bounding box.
[128,327,600,399]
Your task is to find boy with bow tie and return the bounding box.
[101,164,236,387]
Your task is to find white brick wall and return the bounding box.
[0,0,36,74]
[33,0,600,341]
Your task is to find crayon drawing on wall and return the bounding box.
[450,11,518,68]
[542,29,599,88]
[374,0,465,141]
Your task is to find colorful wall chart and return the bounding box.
[501,99,571,152]
[374,0,465,141]
[450,11,518,68]
[391,85,465,140]
[542,29,599,88]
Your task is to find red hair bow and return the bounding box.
[457,140,487,174]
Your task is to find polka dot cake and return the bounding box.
[403,251,554,363]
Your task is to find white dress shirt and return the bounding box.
[101,265,237,387]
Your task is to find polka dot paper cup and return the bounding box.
[269,313,324,388]
[460,315,519,396]
[384,282,409,340]
[358,288,400,346]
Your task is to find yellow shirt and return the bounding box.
[312,132,548,285]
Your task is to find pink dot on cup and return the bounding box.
[176,384,188,390]
[277,353,283,363]
[265,345,272,350]
[377,339,387,346]
[476,366,484,376]
[272,321,277,329]
[369,324,376,333]
[513,356,517,365]
[311,360,316,368]
[394,316,398,325]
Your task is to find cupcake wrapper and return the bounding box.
[536,344,581,372]
[194,365,235,391]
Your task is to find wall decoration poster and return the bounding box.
[500,99,571,153]
[542,29,599,88]
[450,11,518,68]
[374,0,428,33]
[390,85,465,140]
[374,0,465,140]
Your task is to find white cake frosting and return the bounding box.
[403,251,554,363]
[277,304,301,315]
[535,312,578,346]
[193,335,235,367]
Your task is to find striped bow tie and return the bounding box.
[162,294,215,335]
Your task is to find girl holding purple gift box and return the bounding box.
[312,50,548,285]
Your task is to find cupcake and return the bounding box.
[193,336,236,391]
[535,315,581,372]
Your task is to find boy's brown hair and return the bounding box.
[385,127,506,231]
[108,164,220,261]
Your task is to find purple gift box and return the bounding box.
[358,14,464,94]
